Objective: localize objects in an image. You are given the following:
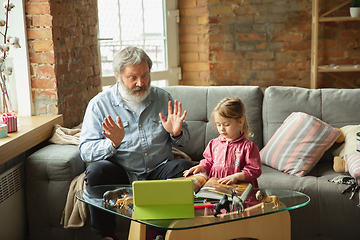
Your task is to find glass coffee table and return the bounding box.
[76,185,309,240]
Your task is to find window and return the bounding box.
[97,0,180,88]
[0,0,31,116]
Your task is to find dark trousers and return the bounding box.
[84,159,193,235]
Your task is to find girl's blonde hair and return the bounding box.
[211,97,250,139]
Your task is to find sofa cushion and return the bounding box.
[260,112,340,177]
[262,86,322,146]
[345,152,360,184]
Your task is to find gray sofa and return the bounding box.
[26,86,360,240]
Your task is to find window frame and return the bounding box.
[99,0,180,88]
[4,0,32,116]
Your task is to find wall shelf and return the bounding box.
[318,65,360,72]
[310,0,360,89]
[0,115,63,165]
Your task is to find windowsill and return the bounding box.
[0,115,63,165]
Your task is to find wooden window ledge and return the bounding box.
[0,115,63,165]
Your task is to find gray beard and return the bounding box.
[117,77,151,102]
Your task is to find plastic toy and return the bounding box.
[213,194,230,217]
[255,190,280,209]
[231,184,253,214]
[103,187,129,205]
[114,194,133,209]
[231,190,244,214]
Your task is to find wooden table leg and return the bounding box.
[128,220,146,240]
[165,210,291,240]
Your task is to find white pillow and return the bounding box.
[332,125,360,158]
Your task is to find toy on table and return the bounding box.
[231,190,243,214]
[231,184,253,214]
[213,194,230,217]
[114,194,133,209]
[255,190,280,209]
[103,187,129,205]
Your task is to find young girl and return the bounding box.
[184,97,262,188]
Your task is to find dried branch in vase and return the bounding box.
[0,0,20,113]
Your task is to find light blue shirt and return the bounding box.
[79,84,189,182]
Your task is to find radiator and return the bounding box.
[0,162,26,240]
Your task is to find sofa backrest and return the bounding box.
[262,86,360,161]
[163,86,264,162]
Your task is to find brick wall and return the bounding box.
[179,0,211,85]
[24,0,359,127]
[26,0,101,127]
[179,0,360,88]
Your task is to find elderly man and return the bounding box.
[79,46,192,240]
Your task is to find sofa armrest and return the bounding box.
[26,144,85,239]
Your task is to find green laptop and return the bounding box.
[132,179,194,220]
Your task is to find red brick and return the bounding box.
[209,16,220,24]
[340,30,360,39]
[215,70,239,80]
[209,43,224,52]
[32,15,52,27]
[252,61,268,69]
[217,52,244,61]
[36,65,56,78]
[184,7,209,17]
[285,41,311,51]
[180,17,199,25]
[180,53,199,62]
[256,42,268,50]
[31,78,57,90]
[179,25,209,35]
[27,28,52,40]
[179,0,197,8]
[318,40,338,49]
[182,62,209,71]
[276,69,298,79]
[29,52,55,64]
[246,52,274,60]
[33,40,54,52]
[210,62,233,71]
[289,61,308,70]
[239,33,267,41]
[210,34,233,43]
[26,3,50,15]
[273,32,303,42]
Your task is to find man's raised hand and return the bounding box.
[102,115,124,148]
[159,100,187,137]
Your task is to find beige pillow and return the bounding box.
[332,125,360,158]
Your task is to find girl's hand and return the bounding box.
[183,165,206,177]
[218,172,244,185]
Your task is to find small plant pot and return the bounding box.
[350,7,360,17]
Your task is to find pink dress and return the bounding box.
[199,132,262,188]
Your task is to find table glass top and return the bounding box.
[75,185,310,230]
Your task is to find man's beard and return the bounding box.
[117,77,151,102]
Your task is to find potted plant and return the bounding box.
[350,0,360,17]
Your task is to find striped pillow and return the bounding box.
[260,112,340,177]
[345,152,360,184]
